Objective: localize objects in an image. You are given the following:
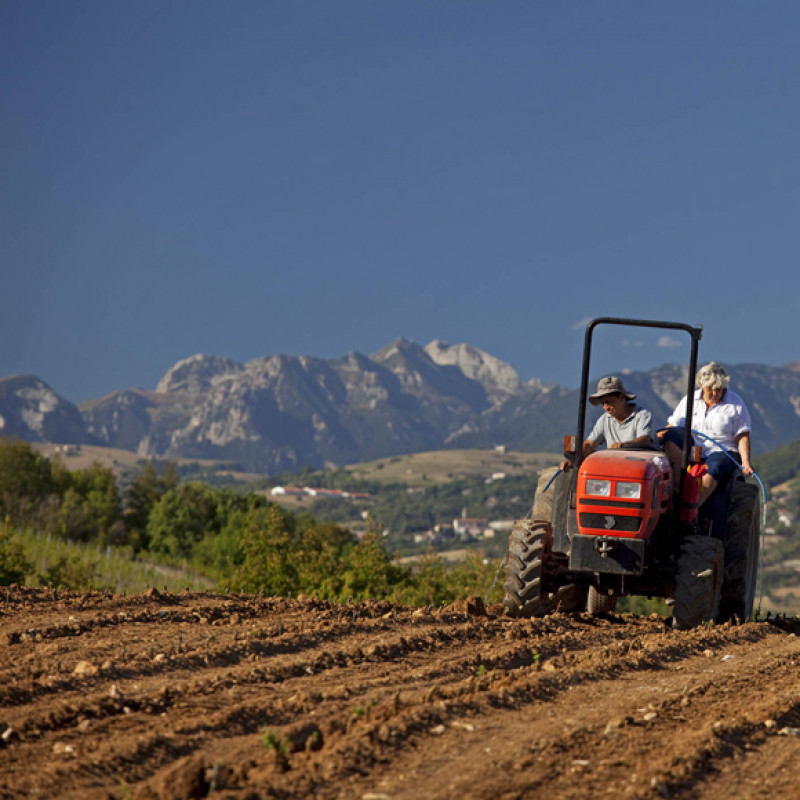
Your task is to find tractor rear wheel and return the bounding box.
[503,520,551,618]
[530,467,559,522]
[718,481,761,623]
[586,586,617,614]
[672,535,723,630]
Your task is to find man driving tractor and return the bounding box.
[562,375,654,471]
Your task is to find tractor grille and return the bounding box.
[579,513,642,533]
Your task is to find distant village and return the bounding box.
[270,481,515,546]
[411,510,514,547]
[270,486,371,500]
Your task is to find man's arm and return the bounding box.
[561,438,598,471]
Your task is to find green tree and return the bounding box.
[146,483,264,561]
[58,463,122,544]
[234,504,298,594]
[37,553,108,591]
[294,521,353,599]
[396,554,451,606]
[48,452,73,496]
[339,529,410,601]
[232,503,359,598]
[146,482,217,559]
[193,492,267,579]
[445,551,502,601]
[0,438,55,526]
[124,461,178,551]
[0,518,32,585]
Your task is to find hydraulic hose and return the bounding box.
[542,467,563,495]
[523,466,563,521]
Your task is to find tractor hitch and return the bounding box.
[570,534,645,575]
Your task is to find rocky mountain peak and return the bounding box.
[525,377,562,393]
[155,354,244,394]
[4,340,800,475]
[425,340,522,403]
[371,337,489,408]
[0,375,94,443]
[370,337,425,364]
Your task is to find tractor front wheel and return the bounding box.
[587,586,617,614]
[503,520,551,618]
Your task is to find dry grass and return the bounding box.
[345,448,560,486]
[30,443,559,488]
[30,443,263,481]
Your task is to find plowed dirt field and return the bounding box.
[2,587,799,800]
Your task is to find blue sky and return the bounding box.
[2,1,798,402]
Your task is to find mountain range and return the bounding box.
[3,338,800,474]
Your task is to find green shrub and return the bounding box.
[0,518,32,585]
[37,552,109,591]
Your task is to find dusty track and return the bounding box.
[1,588,799,799]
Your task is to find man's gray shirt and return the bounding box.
[587,405,654,448]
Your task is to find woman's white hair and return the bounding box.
[696,361,730,390]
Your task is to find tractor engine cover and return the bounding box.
[575,449,672,540]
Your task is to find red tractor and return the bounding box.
[503,317,762,628]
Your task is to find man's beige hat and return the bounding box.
[588,376,636,405]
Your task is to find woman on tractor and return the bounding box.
[658,361,753,507]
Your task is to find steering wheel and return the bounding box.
[619,442,661,452]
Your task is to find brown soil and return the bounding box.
[2,588,799,800]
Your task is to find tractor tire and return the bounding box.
[718,481,761,623]
[527,466,586,613]
[503,520,551,618]
[530,467,559,522]
[671,535,723,630]
[586,586,617,614]
[550,583,589,613]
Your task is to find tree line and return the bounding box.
[0,438,500,603]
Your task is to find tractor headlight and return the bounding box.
[616,482,642,499]
[585,479,611,496]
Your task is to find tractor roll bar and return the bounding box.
[576,318,703,490]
